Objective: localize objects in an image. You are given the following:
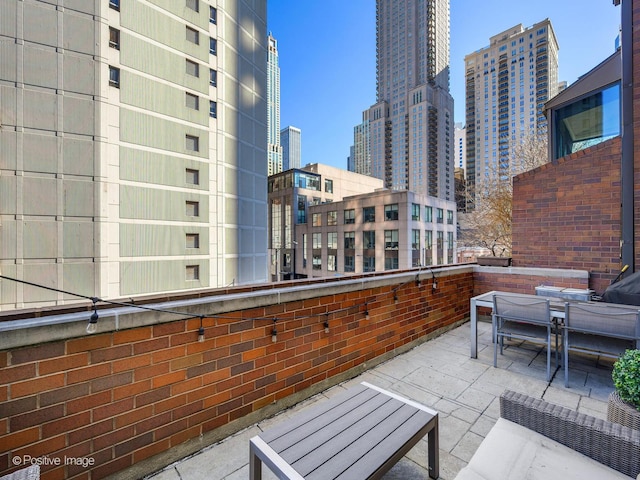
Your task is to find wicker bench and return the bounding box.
[455,390,640,479]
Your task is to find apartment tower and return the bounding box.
[464,19,559,195]
[0,0,268,309]
[367,0,454,201]
[280,125,301,170]
[267,33,282,175]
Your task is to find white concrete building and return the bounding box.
[0,0,268,309]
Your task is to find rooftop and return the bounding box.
[145,319,615,480]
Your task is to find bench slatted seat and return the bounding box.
[249,382,439,480]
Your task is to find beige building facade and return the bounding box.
[0,0,268,310]
[268,164,457,280]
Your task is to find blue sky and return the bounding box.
[267,1,621,171]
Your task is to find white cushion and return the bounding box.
[455,418,631,480]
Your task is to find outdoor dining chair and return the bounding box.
[493,294,557,382]
[563,302,640,387]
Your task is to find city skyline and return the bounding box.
[267,0,621,171]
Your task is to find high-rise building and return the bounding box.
[267,33,283,175]
[352,111,371,176]
[0,0,268,310]
[280,126,301,170]
[366,0,454,201]
[464,20,559,195]
[454,123,466,173]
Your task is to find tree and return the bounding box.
[459,131,548,256]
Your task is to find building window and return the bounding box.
[297,195,307,224]
[384,230,399,250]
[186,92,199,110]
[327,232,338,250]
[344,255,355,272]
[210,6,217,24]
[412,230,421,267]
[363,231,375,249]
[436,208,444,223]
[363,206,375,223]
[411,203,420,221]
[109,0,120,11]
[327,211,337,226]
[312,213,321,227]
[384,204,398,221]
[186,0,199,12]
[209,101,217,118]
[344,209,355,224]
[384,257,399,270]
[210,69,217,86]
[109,27,120,49]
[425,206,433,222]
[325,179,333,193]
[186,201,199,217]
[186,26,199,45]
[108,66,120,87]
[186,233,200,248]
[312,233,322,249]
[327,254,337,271]
[412,230,420,250]
[186,168,199,185]
[447,210,454,225]
[186,135,199,152]
[210,38,217,55]
[186,59,199,77]
[186,265,200,280]
[552,82,620,159]
[425,230,433,266]
[312,255,322,270]
[363,255,375,272]
[344,232,355,250]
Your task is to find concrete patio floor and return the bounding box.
[145,319,617,480]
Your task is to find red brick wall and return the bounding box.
[511,138,622,295]
[473,270,589,297]
[0,271,472,480]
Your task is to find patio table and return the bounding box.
[249,381,439,479]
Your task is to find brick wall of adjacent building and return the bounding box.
[511,138,622,295]
[0,269,473,480]
[513,0,640,296]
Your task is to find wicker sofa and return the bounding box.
[455,390,640,480]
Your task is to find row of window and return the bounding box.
[308,230,454,251]
[310,204,454,226]
[307,249,453,273]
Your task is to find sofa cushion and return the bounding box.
[455,418,632,480]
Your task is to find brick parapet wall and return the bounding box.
[0,267,475,480]
[0,265,590,479]
[511,138,622,295]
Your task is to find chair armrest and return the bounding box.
[500,390,640,478]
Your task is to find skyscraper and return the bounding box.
[280,126,301,170]
[352,111,371,176]
[366,0,454,201]
[464,20,559,194]
[0,0,268,309]
[267,34,283,175]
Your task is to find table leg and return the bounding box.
[249,440,262,480]
[470,298,478,358]
[427,415,439,479]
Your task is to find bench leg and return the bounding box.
[249,440,262,480]
[427,416,439,479]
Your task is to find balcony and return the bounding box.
[146,319,616,479]
[0,265,621,480]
